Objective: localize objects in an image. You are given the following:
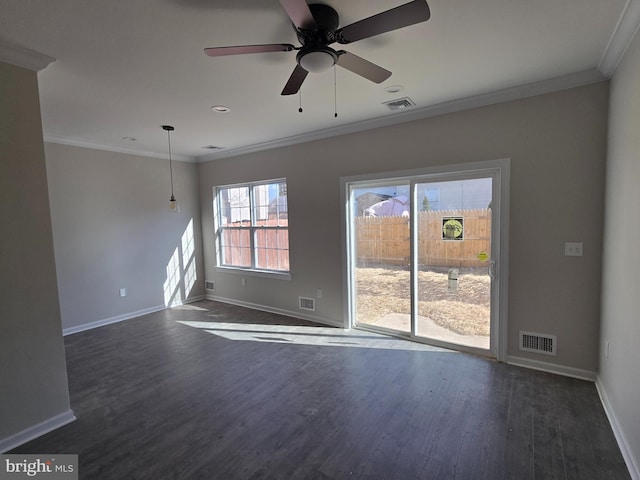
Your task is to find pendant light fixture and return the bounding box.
[162,125,178,212]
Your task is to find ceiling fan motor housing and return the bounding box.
[295,4,341,72]
[296,4,339,46]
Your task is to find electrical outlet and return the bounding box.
[119,288,127,297]
[605,340,610,359]
[317,289,323,299]
[241,278,246,287]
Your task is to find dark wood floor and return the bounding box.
[12,300,629,479]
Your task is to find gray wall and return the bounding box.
[599,27,640,476]
[0,61,72,447]
[199,82,608,374]
[45,143,204,331]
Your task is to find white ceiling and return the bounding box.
[0,0,637,162]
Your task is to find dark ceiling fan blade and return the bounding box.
[204,44,296,57]
[281,65,309,95]
[280,0,317,30]
[336,52,391,83]
[336,0,430,44]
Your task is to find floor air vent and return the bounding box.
[299,296,315,312]
[205,281,215,291]
[382,97,416,111]
[519,331,556,356]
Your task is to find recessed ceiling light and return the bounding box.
[211,105,231,113]
[122,136,136,141]
[385,85,404,94]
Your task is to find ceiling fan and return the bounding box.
[204,0,431,95]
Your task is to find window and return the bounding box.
[215,179,289,273]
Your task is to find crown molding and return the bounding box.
[599,0,640,77]
[44,135,195,163]
[0,40,55,72]
[197,68,606,162]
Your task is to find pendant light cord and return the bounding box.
[167,130,174,197]
[162,125,177,210]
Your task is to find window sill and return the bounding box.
[214,266,291,281]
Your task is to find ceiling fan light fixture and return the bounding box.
[297,47,337,73]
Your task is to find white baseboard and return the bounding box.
[183,295,206,304]
[0,409,76,453]
[506,355,597,382]
[596,377,640,480]
[62,295,206,336]
[63,304,166,336]
[206,294,344,328]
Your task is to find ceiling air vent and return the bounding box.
[383,97,416,111]
[299,296,315,312]
[519,331,556,356]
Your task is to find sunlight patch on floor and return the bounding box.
[177,321,455,352]
[172,304,210,311]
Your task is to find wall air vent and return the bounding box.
[205,281,215,291]
[382,97,416,111]
[519,331,556,356]
[299,296,315,312]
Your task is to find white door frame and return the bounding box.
[340,159,510,362]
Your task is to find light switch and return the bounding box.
[564,242,583,257]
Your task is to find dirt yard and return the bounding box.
[355,265,491,336]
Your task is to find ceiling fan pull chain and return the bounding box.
[334,66,338,118]
[298,90,303,113]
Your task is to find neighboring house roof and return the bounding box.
[365,196,410,217]
[356,192,392,216]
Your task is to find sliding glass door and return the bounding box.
[345,163,507,357]
[351,181,411,333]
[414,177,492,350]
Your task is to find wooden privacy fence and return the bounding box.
[220,219,290,271]
[356,209,491,268]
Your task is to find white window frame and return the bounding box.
[340,159,510,361]
[214,178,290,278]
